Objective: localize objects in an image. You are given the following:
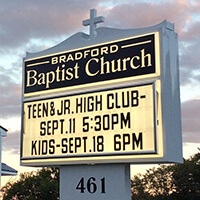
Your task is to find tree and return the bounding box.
[131,150,200,200]
[171,151,200,200]
[131,165,175,200]
[2,167,59,200]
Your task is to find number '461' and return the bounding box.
[76,177,106,194]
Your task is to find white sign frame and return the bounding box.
[21,20,182,166]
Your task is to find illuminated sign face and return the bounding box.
[21,83,157,164]
[24,32,160,96]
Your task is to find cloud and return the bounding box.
[181,20,200,42]
[179,39,200,85]
[0,68,21,118]
[2,130,20,154]
[181,99,200,143]
[0,0,100,51]
[103,0,192,32]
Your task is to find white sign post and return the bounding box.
[21,9,182,200]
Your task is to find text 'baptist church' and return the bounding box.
[24,33,157,95]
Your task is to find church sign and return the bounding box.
[21,10,182,166]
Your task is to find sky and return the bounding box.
[0,0,200,187]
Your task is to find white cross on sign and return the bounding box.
[83,9,105,39]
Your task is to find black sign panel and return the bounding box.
[24,34,156,95]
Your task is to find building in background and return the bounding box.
[0,126,17,198]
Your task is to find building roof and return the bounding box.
[0,126,7,132]
[0,125,7,137]
[1,163,18,176]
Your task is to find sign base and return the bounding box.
[60,164,131,200]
